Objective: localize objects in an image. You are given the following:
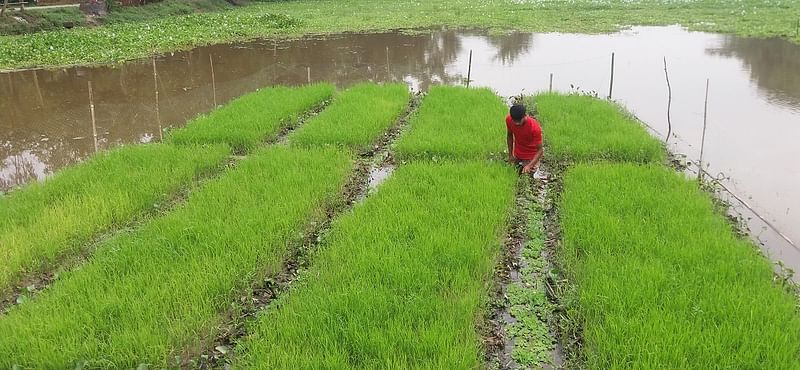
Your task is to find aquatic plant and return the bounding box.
[290,82,410,150]
[235,161,516,368]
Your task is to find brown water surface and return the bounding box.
[1,26,798,273]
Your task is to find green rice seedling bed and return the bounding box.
[396,86,507,160]
[235,161,516,369]
[531,93,665,163]
[290,82,410,150]
[559,163,800,369]
[0,143,228,295]
[0,147,352,368]
[168,83,335,153]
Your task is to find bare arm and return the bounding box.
[522,145,543,173]
[507,131,514,162]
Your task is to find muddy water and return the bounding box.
[1,27,798,273]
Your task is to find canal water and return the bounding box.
[1,26,798,273]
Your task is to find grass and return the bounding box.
[0,8,86,36]
[168,83,335,153]
[3,0,799,70]
[0,147,353,368]
[559,163,800,369]
[531,93,665,163]
[396,86,508,160]
[235,161,516,368]
[290,82,410,150]
[0,143,229,295]
[102,0,234,24]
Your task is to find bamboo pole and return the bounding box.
[698,79,710,182]
[608,52,615,99]
[209,54,217,108]
[663,57,673,143]
[32,70,44,107]
[549,73,553,92]
[307,66,311,83]
[466,49,473,88]
[88,81,99,153]
[152,57,163,142]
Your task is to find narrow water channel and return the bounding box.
[1,26,798,274]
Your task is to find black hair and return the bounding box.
[510,104,526,121]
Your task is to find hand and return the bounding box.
[522,163,537,174]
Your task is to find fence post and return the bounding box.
[466,49,473,88]
[608,52,615,99]
[698,79,710,182]
[88,81,99,153]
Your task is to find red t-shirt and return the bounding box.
[506,115,543,160]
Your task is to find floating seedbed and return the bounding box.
[290,82,411,150]
[531,93,665,163]
[0,147,353,367]
[0,143,228,299]
[558,164,800,368]
[234,161,516,368]
[168,83,335,153]
[395,85,507,160]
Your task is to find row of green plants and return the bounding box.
[0,83,333,300]
[168,83,335,153]
[396,85,507,160]
[234,85,519,367]
[2,0,799,70]
[0,82,416,367]
[0,146,353,367]
[235,161,516,368]
[290,82,410,151]
[0,144,229,296]
[532,93,800,368]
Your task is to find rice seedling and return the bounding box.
[559,163,800,369]
[0,147,353,368]
[290,82,410,150]
[168,83,335,153]
[530,93,665,163]
[395,86,508,160]
[0,143,228,295]
[234,161,516,369]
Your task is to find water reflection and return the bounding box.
[707,36,800,110]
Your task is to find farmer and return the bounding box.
[506,104,543,174]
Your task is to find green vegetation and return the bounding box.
[531,93,665,163]
[0,147,353,368]
[396,86,507,160]
[235,161,516,368]
[103,0,234,24]
[559,163,800,368]
[3,0,799,70]
[291,82,410,150]
[504,177,554,367]
[0,8,86,36]
[168,83,334,153]
[0,143,228,295]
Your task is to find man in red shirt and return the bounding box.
[506,104,543,174]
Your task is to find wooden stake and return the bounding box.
[209,54,217,108]
[307,66,311,83]
[88,81,99,153]
[32,70,44,107]
[663,57,673,143]
[466,49,473,88]
[608,52,615,99]
[152,57,163,142]
[549,73,553,92]
[698,79,710,182]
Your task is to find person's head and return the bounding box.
[510,104,526,124]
